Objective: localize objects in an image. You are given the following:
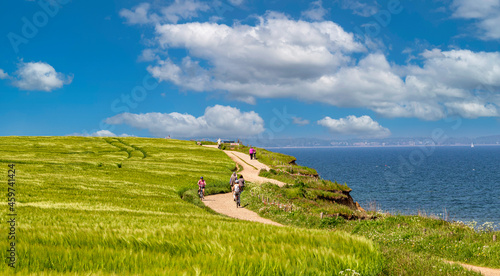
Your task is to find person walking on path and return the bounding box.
[249,147,256,160]
[229,172,237,189]
[238,175,245,192]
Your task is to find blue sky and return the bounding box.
[1,0,499,141]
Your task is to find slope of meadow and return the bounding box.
[0,136,382,275]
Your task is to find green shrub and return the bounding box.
[284,188,304,199]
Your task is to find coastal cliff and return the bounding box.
[233,145,369,219]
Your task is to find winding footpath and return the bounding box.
[202,145,284,226]
[202,145,500,276]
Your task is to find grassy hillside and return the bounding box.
[227,145,360,219]
[232,145,318,176]
[0,136,382,275]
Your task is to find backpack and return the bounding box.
[234,184,240,193]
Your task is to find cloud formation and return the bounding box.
[228,0,244,6]
[452,0,500,40]
[147,14,500,120]
[12,62,73,92]
[120,3,153,25]
[120,0,210,25]
[105,105,265,138]
[337,0,378,17]
[68,130,132,137]
[91,130,118,137]
[302,0,328,21]
[149,13,365,99]
[292,117,310,126]
[318,115,391,138]
[0,69,9,79]
[122,4,500,121]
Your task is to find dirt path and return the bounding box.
[446,261,500,276]
[202,145,284,226]
[223,150,286,187]
[203,145,286,187]
[202,192,282,226]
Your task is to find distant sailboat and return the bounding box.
[471,142,475,148]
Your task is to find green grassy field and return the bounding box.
[0,136,383,275]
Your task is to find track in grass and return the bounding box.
[103,137,146,159]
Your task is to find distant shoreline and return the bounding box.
[264,144,500,149]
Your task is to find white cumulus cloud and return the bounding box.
[318,115,391,138]
[445,101,499,118]
[452,0,500,40]
[452,0,499,19]
[128,9,500,121]
[138,49,159,62]
[162,0,210,23]
[105,105,265,138]
[92,130,117,137]
[147,57,209,91]
[12,61,73,92]
[120,3,154,25]
[150,13,365,102]
[68,130,132,137]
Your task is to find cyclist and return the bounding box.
[198,177,206,198]
[233,179,239,201]
[234,175,245,206]
[229,172,237,199]
[234,179,241,207]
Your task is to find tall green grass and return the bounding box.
[0,136,382,275]
[341,215,500,269]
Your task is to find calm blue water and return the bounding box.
[272,146,500,226]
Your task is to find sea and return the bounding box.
[271,146,500,228]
